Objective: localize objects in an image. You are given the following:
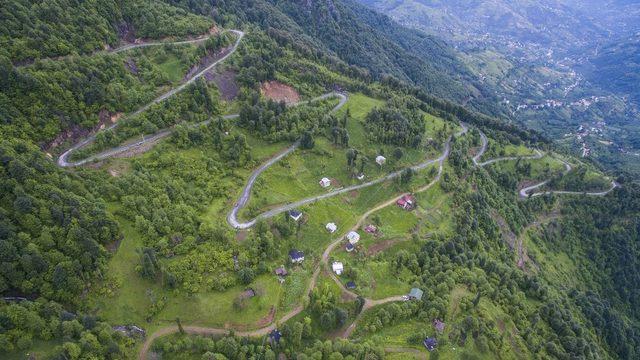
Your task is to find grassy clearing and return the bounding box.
[279,266,312,312]
[327,177,454,300]
[138,44,200,84]
[157,274,282,328]
[88,208,287,335]
[88,207,159,327]
[155,53,186,83]
[332,247,415,299]
[243,93,454,218]
[487,154,567,182]
[415,184,455,237]
[480,138,538,162]
[5,339,61,360]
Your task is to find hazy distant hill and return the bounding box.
[584,34,640,104]
[357,0,640,176]
[357,0,609,54]
[208,0,495,107]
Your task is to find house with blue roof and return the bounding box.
[423,337,437,351]
[289,249,304,263]
[408,288,424,301]
[288,210,302,221]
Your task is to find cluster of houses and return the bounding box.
[278,207,443,355]
[422,319,446,351]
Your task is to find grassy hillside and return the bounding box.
[1,1,639,360]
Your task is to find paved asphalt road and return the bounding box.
[57,30,245,167]
[472,129,619,197]
[227,120,466,229]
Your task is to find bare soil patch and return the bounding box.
[207,69,239,101]
[124,58,139,75]
[44,111,122,153]
[491,211,516,250]
[366,238,404,256]
[183,45,234,81]
[235,230,249,242]
[254,306,276,328]
[260,81,300,105]
[105,235,124,253]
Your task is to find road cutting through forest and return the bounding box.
[48,26,618,360]
[139,124,470,359]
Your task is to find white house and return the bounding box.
[332,261,344,275]
[346,231,360,244]
[356,173,365,181]
[326,222,337,233]
[376,155,386,165]
[319,177,331,188]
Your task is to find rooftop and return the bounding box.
[423,337,437,351]
[289,249,304,259]
[408,288,424,300]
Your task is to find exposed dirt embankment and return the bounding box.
[183,45,234,82]
[44,111,122,154]
[206,70,239,101]
[260,81,300,105]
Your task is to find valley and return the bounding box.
[358,0,640,177]
[1,1,639,360]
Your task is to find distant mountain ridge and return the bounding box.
[173,0,502,112]
[584,33,640,104]
[355,0,640,176]
[357,0,640,60]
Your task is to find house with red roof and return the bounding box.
[396,194,416,210]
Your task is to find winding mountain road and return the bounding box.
[227,92,347,229]
[473,129,619,197]
[227,120,462,229]
[472,128,543,167]
[139,125,469,359]
[49,23,618,359]
[57,30,245,167]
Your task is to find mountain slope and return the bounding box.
[0,0,213,63]
[584,34,640,104]
[178,0,499,109]
[1,1,640,359]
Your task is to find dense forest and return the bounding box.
[1,31,232,148]
[1,0,212,63]
[1,0,640,359]
[364,107,425,146]
[0,140,119,304]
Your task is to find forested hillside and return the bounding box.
[1,1,639,360]
[173,0,496,110]
[1,0,212,63]
[584,34,640,104]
